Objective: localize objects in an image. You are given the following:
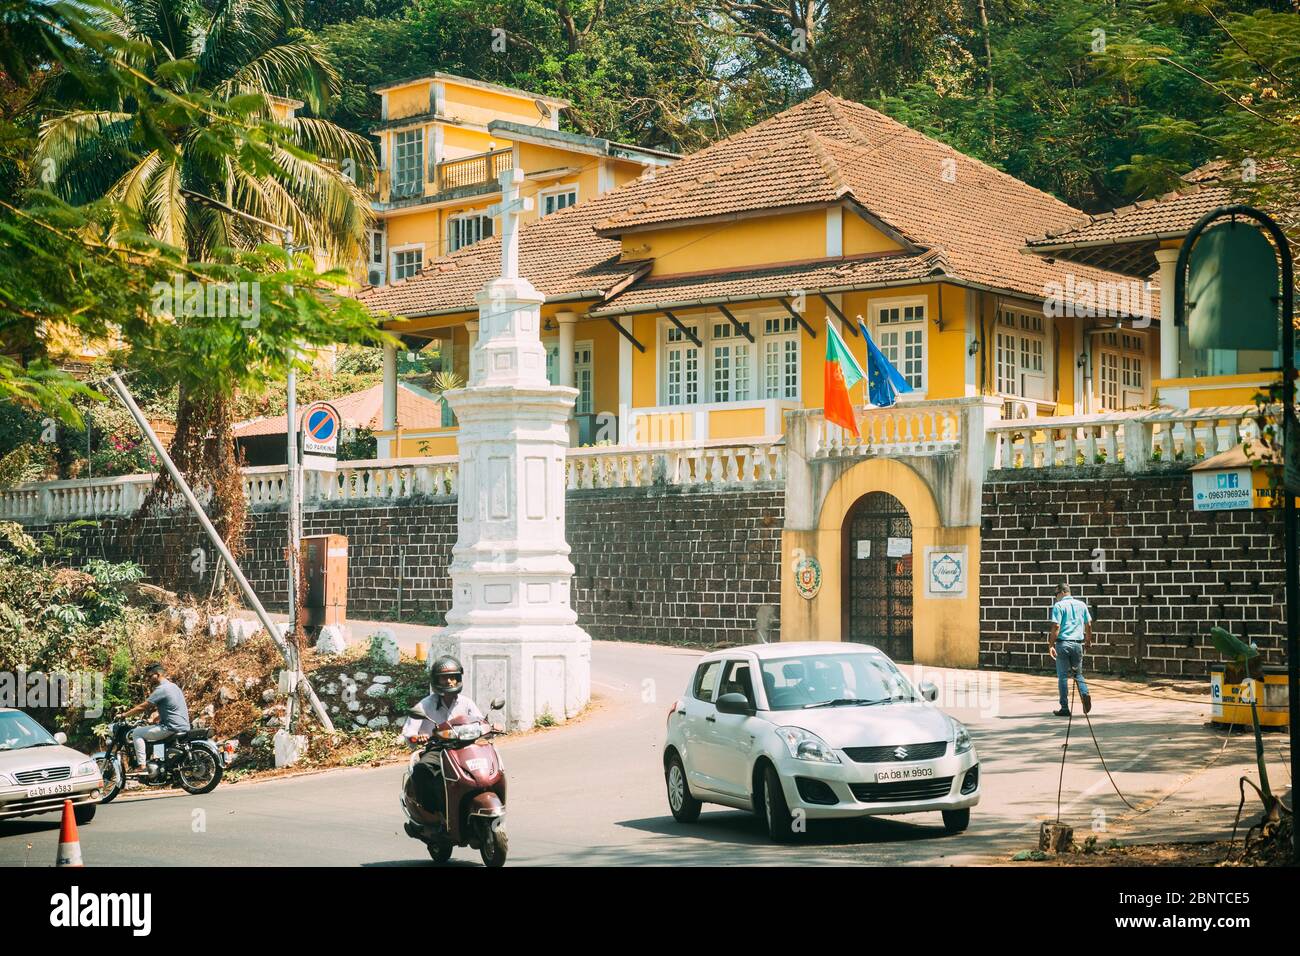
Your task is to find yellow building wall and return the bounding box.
[1155,374,1274,408]
[631,210,828,276]
[781,457,980,667]
[709,407,766,438]
[385,82,432,120]
[441,124,496,162]
[442,83,553,130]
[842,212,904,255]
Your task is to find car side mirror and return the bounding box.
[54,732,67,745]
[919,681,938,703]
[489,697,505,712]
[715,692,754,716]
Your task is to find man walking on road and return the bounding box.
[1049,583,1092,717]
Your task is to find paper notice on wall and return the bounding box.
[856,540,871,559]
[886,537,911,558]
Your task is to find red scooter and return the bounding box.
[400,698,508,867]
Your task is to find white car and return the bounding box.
[0,708,103,824]
[663,642,979,841]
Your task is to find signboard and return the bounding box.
[924,547,968,599]
[1192,468,1253,511]
[1188,221,1279,351]
[302,402,341,456]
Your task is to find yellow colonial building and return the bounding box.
[363,73,676,290]
[355,89,1279,664]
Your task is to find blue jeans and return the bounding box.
[1055,641,1088,710]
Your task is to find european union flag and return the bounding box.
[858,322,914,408]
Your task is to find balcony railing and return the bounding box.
[987,405,1263,471]
[435,149,513,193]
[0,439,785,523]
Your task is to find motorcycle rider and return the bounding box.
[401,656,485,825]
[118,662,191,775]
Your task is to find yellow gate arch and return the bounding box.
[780,457,981,668]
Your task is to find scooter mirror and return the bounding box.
[490,697,505,711]
[407,707,426,719]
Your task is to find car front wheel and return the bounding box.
[761,764,797,842]
[942,808,970,833]
[665,752,701,823]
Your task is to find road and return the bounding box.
[1,640,1288,866]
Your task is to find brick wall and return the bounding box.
[24,486,784,646]
[981,472,1287,678]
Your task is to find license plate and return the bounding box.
[26,783,73,799]
[874,766,933,783]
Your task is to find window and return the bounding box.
[994,307,1049,401]
[542,187,577,216]
[663,312,797,405]
[545,341,594,416]
[448,214,494,253]
[692,661,721,702]
[392,248,422,281]
[718,659,756,708]
[1098,330,1146,411]
[392,129,423,199]
[764,316,799,399]
[874,299,926,391]
[665,323,701,406]
[369,231,384,265]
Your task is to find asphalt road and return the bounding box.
[1,641,1287,866]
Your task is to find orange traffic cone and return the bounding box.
[56,799,83,867]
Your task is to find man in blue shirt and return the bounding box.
[1049,583,1092,716]
[120,662,191,775]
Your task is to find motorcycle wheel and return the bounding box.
[176,748,222,795]
[97,755,124,804]
[478,820,508,868]
[428,842,453,865]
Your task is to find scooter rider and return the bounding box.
[401,656,485,824]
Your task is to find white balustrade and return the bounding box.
[988,405,1263,472]
[804,399,964,458]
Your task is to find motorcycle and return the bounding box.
[93,719,232,803]
[400,697,508,867]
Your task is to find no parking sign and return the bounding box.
[302,401,341,459]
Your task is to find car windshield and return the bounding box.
[759,653,917,711]
[0,711,58,751]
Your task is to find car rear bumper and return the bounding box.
[0,781,102,819]
[776,750,981,819]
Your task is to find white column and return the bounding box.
[380,342,398,458]
[618,329,633,444]
[556,311,577,389]
[432,168,590,731]
[465,320,479,353]
[1155,247,1179,381]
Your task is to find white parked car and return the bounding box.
[663,642,979,841]
[0,708,103,824]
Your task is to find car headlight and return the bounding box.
[775,726,840,763]
[75,760,99,777]
[952,720,972,755]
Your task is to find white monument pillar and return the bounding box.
[432,168,591,730]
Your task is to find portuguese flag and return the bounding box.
[824,319,866,436]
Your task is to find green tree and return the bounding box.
[28,0,380,562]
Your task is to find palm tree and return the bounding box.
[33,0,375,567]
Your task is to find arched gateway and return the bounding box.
[843,491,913,661]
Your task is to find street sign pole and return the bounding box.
[1175,205,1296,862]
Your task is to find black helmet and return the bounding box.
[430,656,463,695]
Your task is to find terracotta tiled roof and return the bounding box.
[360,90,1149,320]
[356,197,648,320]
[233,383,445,438]
[590,250,948,316]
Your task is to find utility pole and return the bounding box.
[177,190,315,734]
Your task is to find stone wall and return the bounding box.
[24,485,784,647]
[980,470,1286,678]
